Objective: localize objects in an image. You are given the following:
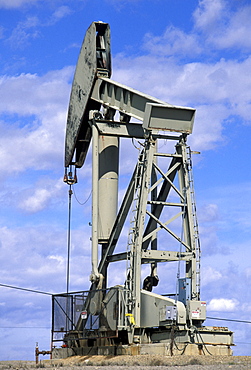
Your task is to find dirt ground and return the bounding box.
[0,355,250,370]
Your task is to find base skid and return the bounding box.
[52,342,232,359]
[51,325,233,359]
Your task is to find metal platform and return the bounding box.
[51,290,233,358]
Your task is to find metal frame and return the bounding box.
[88,118,200,331]
[58,21,233,354]
[63,20,199,340]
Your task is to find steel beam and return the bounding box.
[106,250,194,263]
[91,77,195,132]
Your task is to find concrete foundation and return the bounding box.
[52,347,74,359]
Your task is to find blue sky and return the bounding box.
[0,0,251,360]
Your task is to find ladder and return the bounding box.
[126,148,147,314]
[186,146,201,300]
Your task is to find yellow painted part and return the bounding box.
[125,313,135,325]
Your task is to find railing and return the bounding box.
[51,291,88,346]
[51,287,128,348]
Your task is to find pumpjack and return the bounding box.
[51,22,233,357]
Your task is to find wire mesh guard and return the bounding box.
[51,288,124,347]
[52,291,90,346]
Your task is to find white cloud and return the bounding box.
[199,182,251,238]
[0,67,73,174]
[220,5,251,50]
[189,104,227,150]
[0,67,72,116]
[49,255,64,264]
[245,267,251,278]
[24,301,35,307]
[0,0,38,8]
[207,297,239,311]
[104,0,142,10]
[45,5,73,26]
[18,178,64,213]
[21,188,50,212]
[201,266,222,286]
[143,26,201,58]
[51,5,72,21]
[194,0,251,51]
[6,16,40,49]
[113,53,251,152]
[167,57,251,111]
[193,0,226,31]
[199,203,219,223]
[211,5,251,50]
[199,225,220,255]
[0,223,92,293]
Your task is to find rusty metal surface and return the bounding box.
[65,22,111,167]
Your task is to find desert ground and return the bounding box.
[0,355,250,370]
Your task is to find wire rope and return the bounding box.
[207,317,251,324]
[66,184,73,332]
[66,185,72,296]
[72,185,92,206]
[1,283,250,327]
[0,283,52,295]
[0,326,50,329]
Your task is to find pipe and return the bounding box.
[35,343,51,364]
[90,122,100,283]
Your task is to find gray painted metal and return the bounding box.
[95,120,186,141]
[141,250,194,263]
[95,120,145,139]
[86,118,201,330]
[141,290,186,327]
[65,22,111,168]
[90,123,100,282]
[143,103,194,133]
[60,21,233,353]
[106,250,194,263]
[65,20,195,168]
[98,135,119,242]
[123,134,200,328]
[91,77,195,132]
